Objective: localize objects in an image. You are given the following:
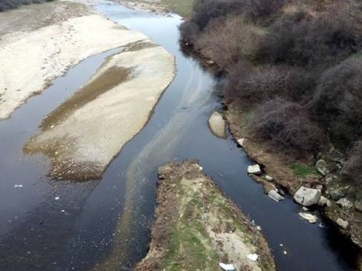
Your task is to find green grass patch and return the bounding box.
[290,163,319,178]
[161,0,194,17]
[162,221,218,270]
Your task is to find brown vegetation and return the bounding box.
[0,0,55,11]
[252,98,325,156]
[181,0,362,248]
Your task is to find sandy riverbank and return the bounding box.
[0,1,148,121]
[24,42,175,180]
[135,161,275,270]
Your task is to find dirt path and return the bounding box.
[135,161,275,271]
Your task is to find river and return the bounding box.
[0,1,359,270]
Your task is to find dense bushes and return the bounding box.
[311,58,362,147]
[225,63,316,105]
[181,0,285,45]
[192,0,245,30]
[195,16,263,69]
[251,98,325,155]
[181,0,362,160]
[0,0,54,11]
[255,11,362,69]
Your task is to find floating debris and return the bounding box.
[14,184,23,188]
[54,196,60,200]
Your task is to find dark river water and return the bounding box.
[0,1,360,270]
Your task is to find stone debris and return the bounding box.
[247,164,262,175]
[237,138,245,148]
[316,159,329,176]
[318,196,328,206]
[265,175,273,182]
[336,218,349,229]
[298,212,318,223]
[336,198,353,209]
[268,190,284,202]
[219,263,235,271]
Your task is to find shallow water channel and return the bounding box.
[0,1,359,270]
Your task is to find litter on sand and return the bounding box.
[14,184,23,188]
[219,263,235,271]
[247,253,259,262]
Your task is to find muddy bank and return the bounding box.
[24,43,175,180]
[135,161,275,271]
[0,0,147,121]
[226,103,362,259]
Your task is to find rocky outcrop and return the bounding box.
[294,186,321,207]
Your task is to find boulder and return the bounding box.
[268,190,284,202]
[247,164,262,175]
[265,175,273,182]
[318,196,328,207]
[355,200,362,212]
[294,186,321,207]
[208,111,226,138]
[237,138,245,147]
[299,212,318,223]
[336,218,349,229]
[328,186,347,201]
[336,198,353,209]
[316,159,329,176]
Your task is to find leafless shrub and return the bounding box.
[252,98,325,156]
[195,16,262,69]
[0,0,54,11]
[226,64,314,104]
[179,21,200,45]
[311,57,362,148]
[192,0,246,30]
[245,0,285,23]
[255,10,362,69]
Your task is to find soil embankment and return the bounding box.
[135,161,275,271]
